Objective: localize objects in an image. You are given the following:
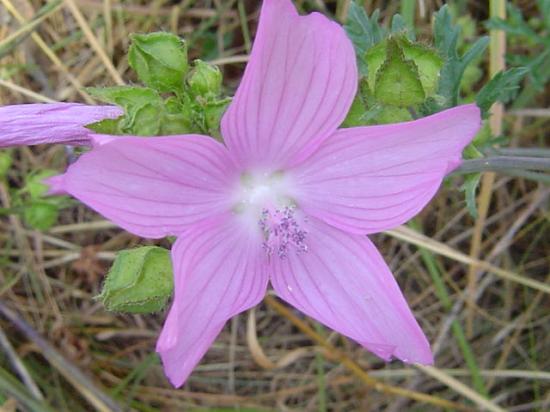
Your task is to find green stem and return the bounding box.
[454,156,550,175]
[400,0,416,30]
[486,148,550,158]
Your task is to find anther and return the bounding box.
[259,206,308,259]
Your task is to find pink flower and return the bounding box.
[0,0,481,387]
[0,103,122,148]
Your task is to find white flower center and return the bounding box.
[233,171,308,259]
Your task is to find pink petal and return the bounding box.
[270,217,433,364]
[290,104,481,234]
[157,215,268,387]
[49,135,238,238]
[0,103,122,147]
[221,0,357,169]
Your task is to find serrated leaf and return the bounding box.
[476,67,529,117]
[391,14,414,41]
[460,173,481,218]
[128,32,188,93]
[374,39,425,107]
[345,2,384,75]
[434,5,489,109]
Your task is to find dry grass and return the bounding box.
[0,0,549,411]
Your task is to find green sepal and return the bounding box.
[203,98,231,139]
[399,38,443,96]
[87,87,163,136]
[97,246,174,314]
[374,38,425,107]
[128,32,188,93]
[159,97,194,135]
[376,105,413,124]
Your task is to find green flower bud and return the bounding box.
[188,60,222,97]
[0,151,12,179]
[24,170,57,199]
[97,246,174,314]
[129,32,188,93]
[23,201,58,231]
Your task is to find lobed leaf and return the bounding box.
[476,67,529,117]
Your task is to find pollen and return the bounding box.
[259,206,308,259]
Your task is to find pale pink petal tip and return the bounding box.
[89,133,117,147]
[270,218,434,366]
[0,103,122,148]
[221,0,357,168]
[43,175,67,195]
[155,218,268,387]
[292,103,483,235]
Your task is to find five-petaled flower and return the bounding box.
[0,0,481,387]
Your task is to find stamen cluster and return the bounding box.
[259,206,308,259]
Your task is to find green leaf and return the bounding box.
[344,2,383,75]
[374,38,425,107]
[487,3,539,40]
[97,246,174,314]
[476,67,529,117]
[460,173,481,218]
[391,14,414,41]
[23,201,58,231]
[128,32,188,93]
[434,5,489,109]
[0,151,12,179]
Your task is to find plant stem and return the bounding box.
[454,156,550,174]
